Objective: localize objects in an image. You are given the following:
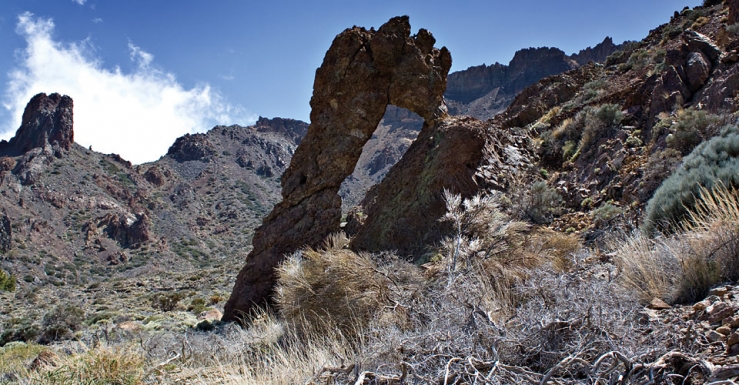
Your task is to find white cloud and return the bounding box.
[72,0,86,5]
[1,12,254,164]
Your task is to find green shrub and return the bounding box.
[578,104,623,153]
[40,305,85,343]
[644,126,739,233]
[151,292,186,312]
[703,0,722,6]
[0,269,16,292]
[592,203,623,228]
[187,297,209,314]
[666,108,723,154]
[523,181,563,224]
[0,319,40,346]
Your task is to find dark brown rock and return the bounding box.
[143,165,168,187]
[351,116,532,257]
[0,93,74,156]
[683,30,721,62]
[731,0,739,24]
[686,51,711,92]
[223,16,452,322]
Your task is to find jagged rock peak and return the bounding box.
[253,116,309,142]
[571,36,623,65]
[223,15,452,322]
[1,93,74,156]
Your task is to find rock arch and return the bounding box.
[223,16,452,322]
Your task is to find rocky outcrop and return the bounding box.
[351,116,534,257]
[571,37,622,65]
[223,16,452,322]
[686,51,711,92]
[166,133,215,162]
[0,93,73,158]
[252,116,309,143]
[85,212,151,249]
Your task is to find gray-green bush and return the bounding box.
[644,126,739,233]
[0,269,15,292]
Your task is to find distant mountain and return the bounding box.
[445,37,623,120]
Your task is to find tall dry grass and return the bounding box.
[617,183,739,303]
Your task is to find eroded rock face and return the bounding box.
[351,116,533,257]
[223,16,452,322]
[0,93,74,156]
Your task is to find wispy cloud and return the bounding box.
[1,12,254,164]
[92,17,103,24]
[71,0,86,5]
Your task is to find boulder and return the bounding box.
[683,30,721,62]
[686,51,711,92]
[223,16,452,322]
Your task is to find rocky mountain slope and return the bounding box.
[0,96,306,291]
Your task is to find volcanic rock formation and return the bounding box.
[0,93,74,156]
[351,116,534,257]
[223,16,452,321]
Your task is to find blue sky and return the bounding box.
[0,0,701,163]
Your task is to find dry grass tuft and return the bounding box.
[24,343,145,385]
[275,233,392,336]
[617,183,739,304]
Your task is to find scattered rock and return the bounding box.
[706,302,735,324]
[198,309,222,322]
[648,297,672,310]
[717,325,733,335]
[710,287,730,297]
[694,299,711,312]
[706,330,725,343]
[729,331,739,347]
